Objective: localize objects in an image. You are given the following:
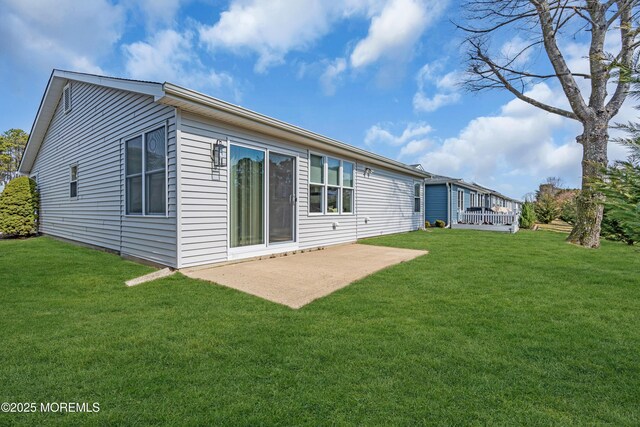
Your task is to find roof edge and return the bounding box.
[161,82,431,178]
[19,70,164,174]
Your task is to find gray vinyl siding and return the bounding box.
[31,81,177,266]
[177,112,422,267]
[424,184,448,224]
[177,112,360,267]
[298,154,357,250]
[178,113,229,267]
[355,163,422,239]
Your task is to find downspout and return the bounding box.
[446,182,451,228]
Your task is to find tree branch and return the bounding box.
[532,0,591,121]
[473,43,579,119]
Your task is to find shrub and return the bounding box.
[559,196,578,225]
[519,201,537,229]
[534,194,560,224]
[424,220,431,228]
[435,219,446,228]
[0,176,39,237]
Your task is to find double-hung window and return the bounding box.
[125,126,166,215]
[414,183,421,213]
[342,162,354,213]
[309,153,354,215]
[69,165,78,198]
[457,189,464,211]
[309,154,324,213]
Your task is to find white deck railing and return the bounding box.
[457,211,518,225]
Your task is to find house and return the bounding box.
[424,175,521,232]
[18,70,428,268]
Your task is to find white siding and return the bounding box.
[31,81,177,266]
[177,112,422,267]
[355,163,423,239]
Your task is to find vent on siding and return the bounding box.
[63,83,72,114]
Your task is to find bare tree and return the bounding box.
[458,0,640,248]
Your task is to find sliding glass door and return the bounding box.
[230,145,265,248]
[230,145,297,250]
[269,152,295,243]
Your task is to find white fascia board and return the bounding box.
[159,83,430,179]
[18,70,164,174]
[52,70,164,99]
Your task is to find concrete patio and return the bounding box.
[181,244,428,309]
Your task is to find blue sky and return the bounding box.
[0,0,634,200]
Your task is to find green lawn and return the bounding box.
[0,230,638,425]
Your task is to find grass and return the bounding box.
[0,230,638,425]
[536,219,574,233]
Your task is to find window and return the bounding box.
[470,192,477,207]
[414,183,421,213]
[309,154,324,213]
[342,161,354,213]
[63,83,72,114]
[126,126,166,215]
[327,157,340,213]
[457,189,464,211]
[308,153,354,215]
[69,165,78,198]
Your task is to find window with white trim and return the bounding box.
[414,183,421,213]
[125,126,166,215]
[308,153,354,215]
[470,192,477,207]
[63,83,72,114]
[69,165,78,198]
[457,189,464,211]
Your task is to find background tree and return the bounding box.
[459,0,640,248]
[519,200,538,227]
[596,64,640,244]
[0,129,28,187]
[535,193,561,223]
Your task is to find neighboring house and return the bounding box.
[18,70,428,268]
[424,175,521,231]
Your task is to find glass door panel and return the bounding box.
[230,145,264,248]
[269,152,295,243]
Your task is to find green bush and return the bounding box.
[435,219,446,228]
[424,220,431,228]
[534,194,560,224]
[559,196,578,225]
[519,201,537,229]
[0,176,39,237]
[600,207,633,244]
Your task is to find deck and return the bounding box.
[452,211,519,233]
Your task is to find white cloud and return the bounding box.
[413,92,461,112]
[320,58,347,95]
[399,139,432,157]
[199,0,348,72]
[350,0,441,68]
[199,0,446,77]
[126,0,185,29]
[413,83,586,196]
[123,30,240,101]
[0,0,125,73]
[413,61,462,112]
[365,121,434,159]
[500,36,533,67]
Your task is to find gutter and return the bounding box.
[160,83,430,179]
[446,182,451,227]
